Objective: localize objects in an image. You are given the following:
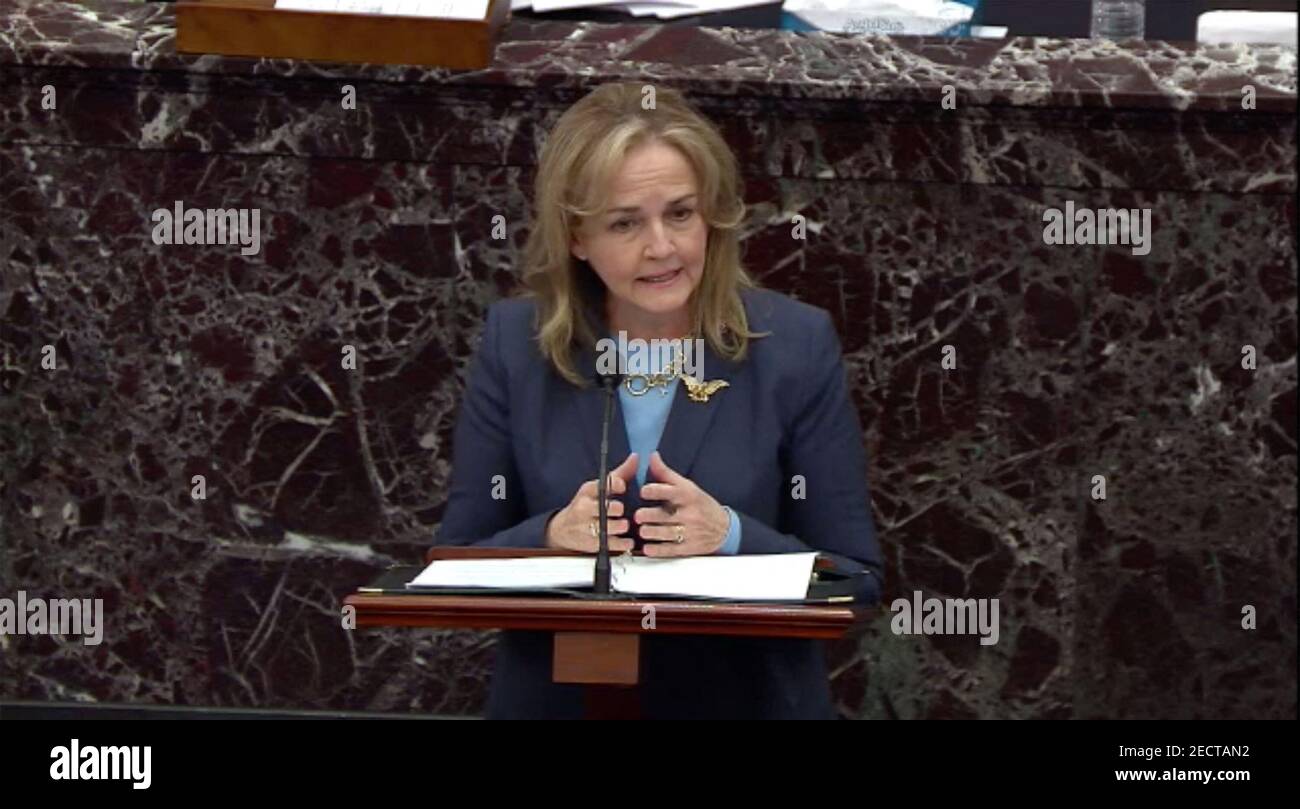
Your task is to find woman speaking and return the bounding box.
[435,82,884,719]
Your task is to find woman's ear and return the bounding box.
[569,232,587,262]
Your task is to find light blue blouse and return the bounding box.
[617,344,741,554]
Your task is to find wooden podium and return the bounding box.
[343,547,874,719]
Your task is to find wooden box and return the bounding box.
[175,0,511,70]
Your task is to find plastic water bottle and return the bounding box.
[1091,0,1145,40]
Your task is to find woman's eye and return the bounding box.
[611,210,691,231]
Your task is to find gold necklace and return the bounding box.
[623,352,685,397]
[621,340,731,403]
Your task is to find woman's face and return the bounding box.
[570,140,708,333]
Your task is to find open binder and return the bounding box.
[358,553,879,605]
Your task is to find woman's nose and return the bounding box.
[643,220,675,257]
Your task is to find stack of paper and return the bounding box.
[276,0,491,20]
[407,552,821,601]
[1197,12,1297,46]
[782,0,974,35]
[514,0,776,20]
[514,0,978,26]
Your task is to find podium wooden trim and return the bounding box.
[343,591,865,636]
[175,0,512,70]
[343,546,875,718]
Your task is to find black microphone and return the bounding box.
[592,369,623,597]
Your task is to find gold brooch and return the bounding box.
[680,374,729,403]
[622,351,728,403]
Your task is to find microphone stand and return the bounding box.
[593,373,618,597]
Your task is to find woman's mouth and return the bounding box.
[638,268,683,286]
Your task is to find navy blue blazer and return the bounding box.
[435,286,884,719]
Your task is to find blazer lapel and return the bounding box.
[571,339,633,482]
[652,337,739,482]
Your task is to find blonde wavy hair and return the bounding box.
[519,82,765,388]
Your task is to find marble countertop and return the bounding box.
[0,0,1294,113]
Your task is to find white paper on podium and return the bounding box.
[407,552,819,601]
[409,556,597,589]
[612,552,818,601]
[275,0,491,20]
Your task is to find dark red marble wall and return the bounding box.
[0,0,1294,718]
